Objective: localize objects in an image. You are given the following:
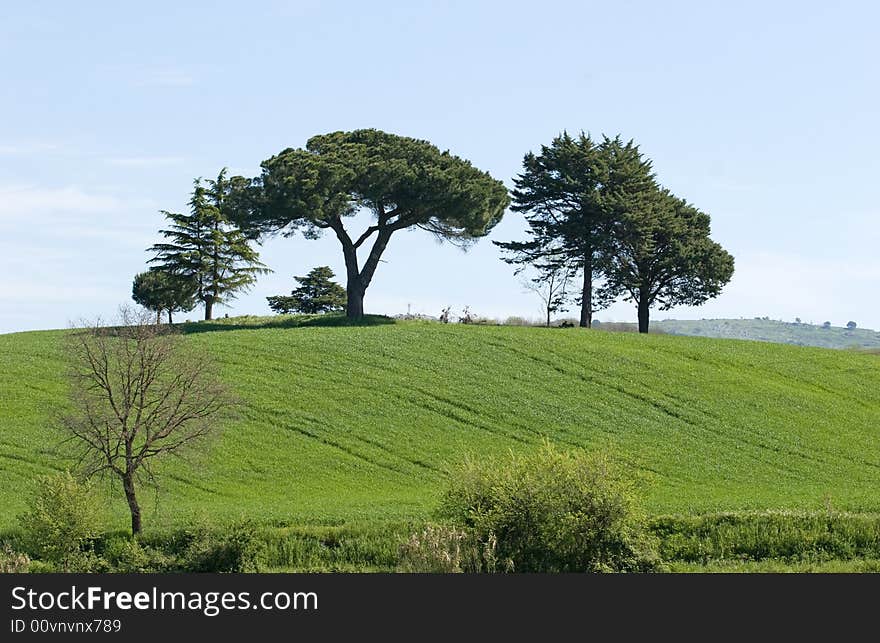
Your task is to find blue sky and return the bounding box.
[1,1,878,333]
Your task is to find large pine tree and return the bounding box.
[148,170,270,320]
[495,133,649,328]
[227,130,509,319]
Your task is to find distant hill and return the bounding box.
[647,318,880,350]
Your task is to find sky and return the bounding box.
[1,0,878,334]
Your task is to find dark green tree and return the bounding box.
[148,170,270,320]
[228,129,510,319]
[267,266,347,314]
[604,188,735,333]
[131,270,196,324]
[495,133,654,327]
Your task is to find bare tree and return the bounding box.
[62,306,235,535]
[521,264,574,327]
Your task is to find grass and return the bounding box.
[2,315,880,567]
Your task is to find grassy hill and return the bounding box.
[1,317,879,534]
[651,318,880,349]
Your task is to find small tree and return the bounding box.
[149,170,270,320]
[266,266,346,314]
[521,263,574,327]
[823,321,832,329]
[847,321,857,330]
[131,270,197,324]
[63,307,235,534]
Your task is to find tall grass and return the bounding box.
[651,511,880,563]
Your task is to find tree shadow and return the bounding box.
[179,313,396,335]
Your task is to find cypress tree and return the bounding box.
[148,170,270,320]
[495,132,630,328]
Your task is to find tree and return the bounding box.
[148,170,270,320]
[228,129,509,319]
[495,133,656,328]
[267,266,346,314]
[62,307,234,535]
[521,262,574,327]
[603,187,734,333]
[847,321,857,330]
[823,321,832,329]
[131,270,197,324]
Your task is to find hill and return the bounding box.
[1,317,879,532]
[649,318,880,349]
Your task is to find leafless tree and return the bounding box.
[521,265,574,327]
[62,306,235,535]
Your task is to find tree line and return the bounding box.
[133,128,733,333]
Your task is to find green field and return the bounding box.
[2,316,879,540]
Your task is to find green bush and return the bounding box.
[17,471,105,571]
[179,521,266,573]
[100,535,175,573]
[437,443,661,572]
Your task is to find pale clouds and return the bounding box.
[133,68,195,88]
[0,184,159,253]
[0,142,62,156]
[106,156,185,167]
[0,184,123,219]
[0,279,117,304]
[0,182,162,333]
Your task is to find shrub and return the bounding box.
[397,524,505,573]
[17,471,105,571]
[0,544,30,573]
[504,316,532,326]
[180,521,266,573]
[437,443,661,572]
[100,536,175,573]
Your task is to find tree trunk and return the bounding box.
[332,218,393,321]
[204,297,214,321]
[341,241,364,320]
[168,309,173,325]
[346,278,365,320]
[579,252,593,328]
[156,310,162,325]
[546,306,551,328]
[122,472,142,535]
[637,292,650,334]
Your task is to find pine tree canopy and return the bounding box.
[226,129,510,319]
